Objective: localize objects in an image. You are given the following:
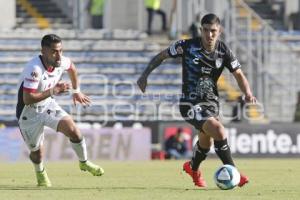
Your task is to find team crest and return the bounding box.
[31,71,38,78]
[215,58,223,68]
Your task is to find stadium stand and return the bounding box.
[0,28,183,122]
[16,0,72,29]
[222,0,300,122]
[3,0,300,124]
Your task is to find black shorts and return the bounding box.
[179,99,219,131]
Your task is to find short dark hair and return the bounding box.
[41,34,62,47]
[201,13,220,25]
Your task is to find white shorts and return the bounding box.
[18,99,69,151]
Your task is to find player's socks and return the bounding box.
[33,161,44,172]
[214,139,235,166]
[71,138,104,176]
[191,141,210,171]
[35,169,52,187]
[70,138,88,162]
[79,160,104,176]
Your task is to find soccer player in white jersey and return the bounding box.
[16,34,104,187]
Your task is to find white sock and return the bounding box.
[33,161,44,172]
[70,137,88,162]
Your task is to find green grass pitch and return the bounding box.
[0,159,299,200]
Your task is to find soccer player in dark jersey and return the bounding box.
[137,13,256,188]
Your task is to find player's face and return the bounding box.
[42,42,63,68]
[200,23,221,52]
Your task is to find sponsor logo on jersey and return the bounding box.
[25,78,38,82]
[201,67,212,74]
[193,57,202,64]
[231,59,240,69]
[216,58,223,68]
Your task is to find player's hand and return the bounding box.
[72,92,91,106]
[137,75,148,93]
[245,94,257,104]
[52,82,70,95]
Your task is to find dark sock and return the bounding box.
[190,141,210,171]
[214,139,235,166]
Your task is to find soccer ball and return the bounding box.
[214,164,240,190]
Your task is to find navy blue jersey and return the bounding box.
[168,38,240,104]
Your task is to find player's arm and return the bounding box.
[23,66,69,105]
[23,89,52,105]
[137,49,171,93]
[67,62,91,106]
[23,83,70,105]
[232,68,257,103]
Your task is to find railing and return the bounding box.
[224,0,299,122]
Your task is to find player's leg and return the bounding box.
[190,132,212,170]
[57,116,85,159]
[56,116,104,176]
[44,101,104,176]
[29,145,51,187]
[202,117,234,165]
[202,117,249,186]
[179,101,209,187]
[183,131,212,187]
[18,107,51,187]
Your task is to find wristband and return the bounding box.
[72,87,81,94]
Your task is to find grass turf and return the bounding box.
[0,159,299,200]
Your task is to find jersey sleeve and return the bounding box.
[224,48,241,73]
[22,65,42,93]
[61,56,72,71]
[167,40,186,58]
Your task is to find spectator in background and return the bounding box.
[165,128,192,159]
[189,14,201,38]
[145,0,167,35]
[88,0,105,29]
[168,0,177,39]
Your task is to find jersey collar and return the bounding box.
[39,55,55,72]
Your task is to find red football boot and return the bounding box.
[183,161,207,187]
[238,173,249,187]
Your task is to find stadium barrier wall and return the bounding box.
[0,127,151,161]
[159,122,300,158]
[1,122,300,161]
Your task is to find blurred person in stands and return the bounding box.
[145,0,167,35]
[189,14,202,38]
[16,34,104,187]
[165,127,192,159]
[137,13,256,188]
[88,0,105,29]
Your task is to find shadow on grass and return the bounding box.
[0,185,219,191]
